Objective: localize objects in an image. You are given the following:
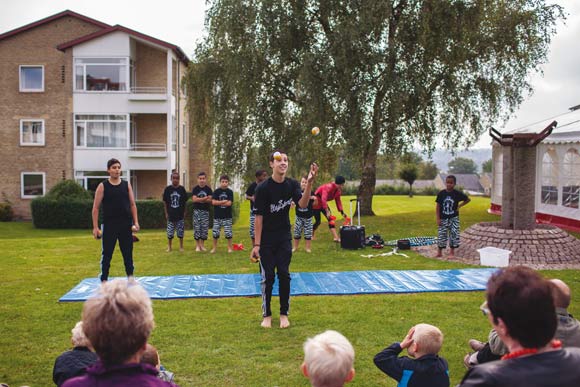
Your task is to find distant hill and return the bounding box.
[418,148,492,173]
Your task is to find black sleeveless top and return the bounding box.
[102,180,132,223]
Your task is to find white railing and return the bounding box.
[130,143,167,152]
[130,86,167,94]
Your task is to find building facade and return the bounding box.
[0,10,208,219]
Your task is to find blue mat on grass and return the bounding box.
[59,268,496,302]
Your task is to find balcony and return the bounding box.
[128,86,167,101]
[128,142,168,158]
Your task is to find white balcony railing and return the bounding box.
[130,143,167,151]
[130,86,167,94]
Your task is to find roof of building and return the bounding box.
[0,10,110,41]
[439,173,484,193]
[57,24,189,66]
[0,10,189,65]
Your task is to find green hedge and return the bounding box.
[0,202,13,221]
[31,194,242,229]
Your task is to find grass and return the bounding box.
[1,195,579,386]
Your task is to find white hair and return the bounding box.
[70,321,91,347]
[413,323,443,355]
[303,330,354,387]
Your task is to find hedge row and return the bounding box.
[0,202,13,221]
[31,196,241,229]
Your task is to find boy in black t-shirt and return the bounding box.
[293,175,315,253]
[211,175,234,253]
[435,175,470,258]
[252,151,318,329]
[246,169,268,247]
[191,172,213,252]
[162,172,188,252]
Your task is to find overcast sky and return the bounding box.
[2,0,578,149]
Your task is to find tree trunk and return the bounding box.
[409,183,413,197]
[358,158,376,215]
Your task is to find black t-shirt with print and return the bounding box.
[255,177,303,243]
[436,189,468,219]
[162,185,188,221]
[212,188,234,219]
[191,185,213,211]
[295,191,314,219]
[245,181,258,214]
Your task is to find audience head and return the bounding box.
[335,176,346,186]
[141,343,161,371]
[302,330,355,387]
[70,321,92,348]
[486,266,556,349]
[408,323,443,357]
[550,279,571,309]
[82,279,155,365]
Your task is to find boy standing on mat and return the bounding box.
[435,175,470,258]
[162,172,188,252]
[92,158,139,282]
[252,151,318,328]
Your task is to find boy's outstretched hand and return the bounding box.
[307,162,318,183]
[400,326,415,349]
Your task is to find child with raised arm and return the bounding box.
[293,175,315,253]
[374,324,450,387]
[211,175,234,253]
[436,175,470,258]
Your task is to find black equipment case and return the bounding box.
[340,199,365,249]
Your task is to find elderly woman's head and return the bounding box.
[82,280,154,365]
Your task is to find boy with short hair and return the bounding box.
[246,170,268,246]
[211,175,234,253]
[191,172,213,252]
[436,175,470,258]
[374,324,450,387]
[162,172,188,252]
[302,330,355,387]
[293,175,315,253]
[91,158,139,282]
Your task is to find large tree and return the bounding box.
[448,156,478,174]
[186,0,563,215]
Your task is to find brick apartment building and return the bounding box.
[0,10,209,219]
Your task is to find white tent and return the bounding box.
[491,109,580,232]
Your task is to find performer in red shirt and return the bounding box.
[312,176,346,242]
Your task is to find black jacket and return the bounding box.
[374,343,449,387]
[459,347,580,387]
[53,346,98,386]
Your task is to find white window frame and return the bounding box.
[73,57,129,93]
[74,114,130,149]
[21,172,46,198]
[19,65,44,92]
[182,123,187,147]
[20,119,45,146]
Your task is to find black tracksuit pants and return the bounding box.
[259,240,292,317]
[100,220,134,282]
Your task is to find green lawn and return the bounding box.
[1,196,579,387]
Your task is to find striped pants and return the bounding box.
[294,217,313,240]
[438,216,460,249]
[213,218,233,239]
[249,212,256,239]
[193,209,210,240]
[167,219,185,239]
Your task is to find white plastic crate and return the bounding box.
[477,246,511,267]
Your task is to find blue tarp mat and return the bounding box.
[59,268,496,302]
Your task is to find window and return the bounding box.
[20,119,45,146]
[75,170,127,192]
[562,149,580,209]
[75,114,129,148]
[182,123,186,147]
[21,172,45,198]
[541,149,558,205]
[493,152,503,200]
[19,65,44,92]
[74,58,128,91]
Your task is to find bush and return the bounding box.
[418,185,439,196]
[375,184,409,195]
[46,180,92,200]
[0,202,13,221]
[31,198,93,228]
[136,200,166,229]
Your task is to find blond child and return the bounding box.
[302,330,355,387]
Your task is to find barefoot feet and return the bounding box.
[280,315,290,329]
[261,316,272,328]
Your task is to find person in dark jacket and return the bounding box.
[62,280,178,387]
[374,323,450,387]
[52,321,98,386]
[459,266,580,387]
